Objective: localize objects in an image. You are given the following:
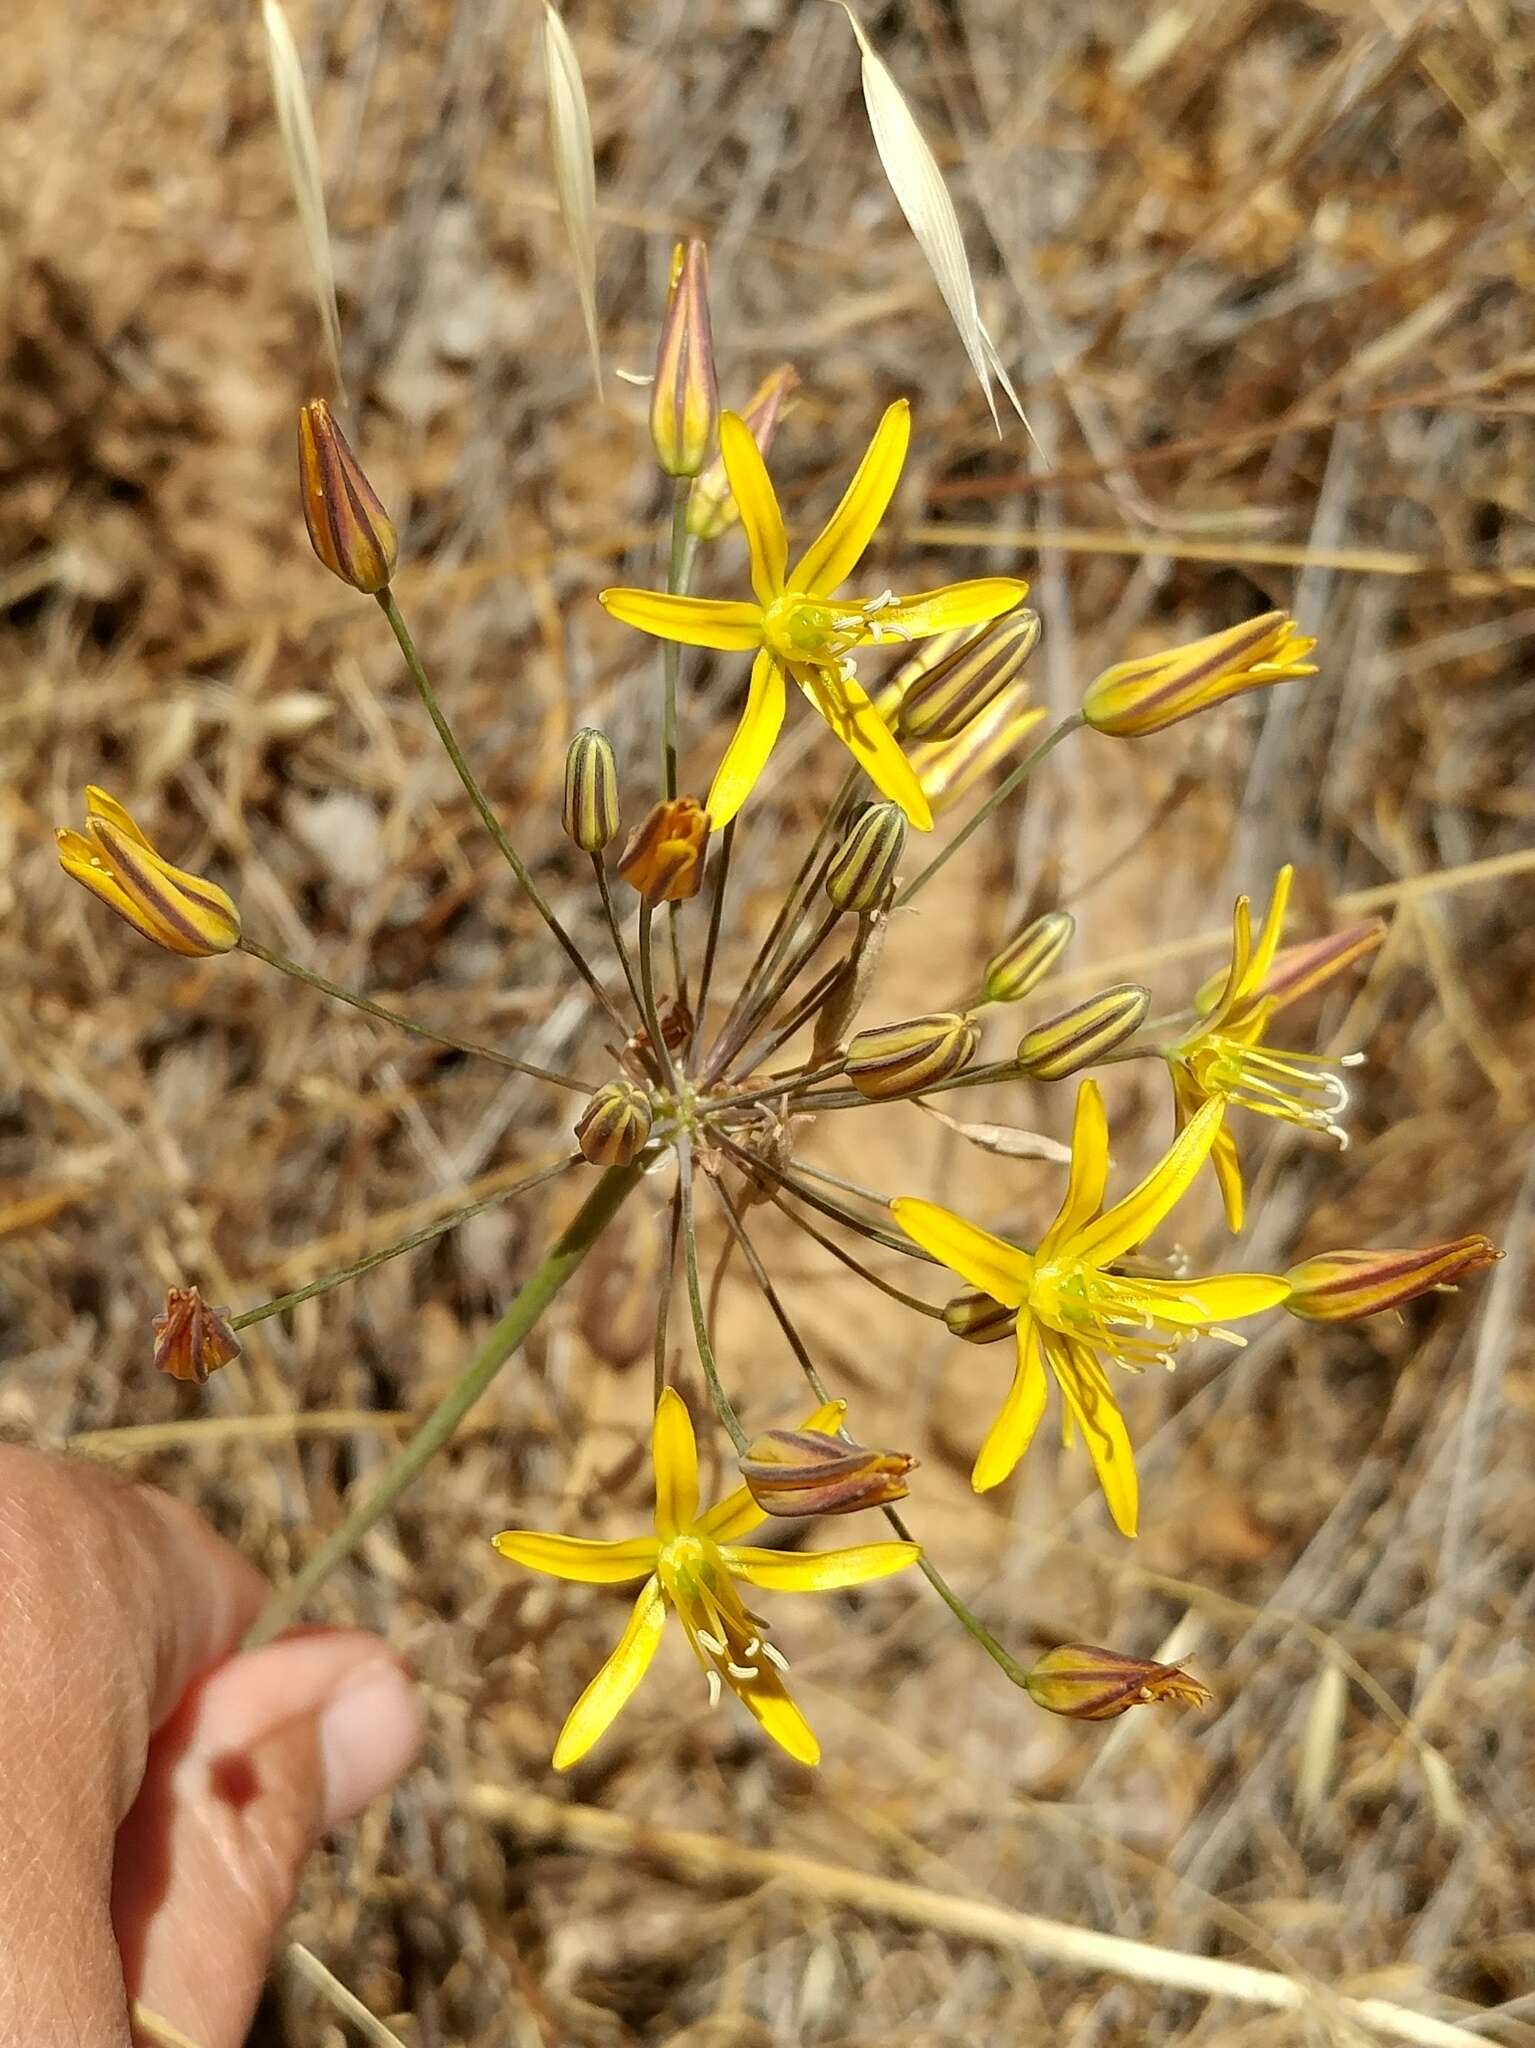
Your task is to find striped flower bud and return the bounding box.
[296,399,397,593]
[981,910,1075,1005]
[1016,984,1149,1081]
[1083,611,1315,737]
[896,608,1040,742]
[847,1012,978,1100]
[908,685,1046,816]
[575,1080,653,1166]
[152,1286,242,1385]
[617,797,711,905]
[740,1427,916,1518]
[1284,1236,1501,1322]
[687,364,799,541]
[943,1287,1018,1345]
[57,787,240,958]
[825,802,906,913]
[1196,917,1386,1019]
[1025,1644,1214,1722]
[650,239,718,478]
[562,728,620,852]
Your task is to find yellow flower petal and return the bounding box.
[552,1576,667,1769]
[971,1319,1049,1492]
[1038,1080,1110,1259]
[1050,1337,1138,1538]
[652,1385,700,1538]
[706,649,788,828]
[789,398,910,598]
[1068,1096,1225,1269]
[723,1540,919,1591]
[792,663,933,830]
[731,1662,821,1766]
[697,1399,846,1544]
[873,577,1030,641]
[1126,1273,1291,1323]
[1235,864,1293,1013]
[1202,891,1254,1032]
[719,410,788,606]
[600,588,765,650]
[491,1530,660,1583]
[1210,1115,1247,1234]
[891,1197,1032,1307]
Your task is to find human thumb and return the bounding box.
[114,1630,423,2048]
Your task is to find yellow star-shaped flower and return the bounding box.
[601,399,1029,828]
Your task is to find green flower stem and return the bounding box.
[655,1183,682,1408]
[767,1193,945,1319]
[728,962,845,1076]
[238,938,592,1092]
[637,900,680,1091]
[796,1058,1023,1112]
[884,1508,1034,1691]
[688,817,735,1065]
[710,1132,927,1264]
[707,1056,847,1115]
[720,903,841,1074]
[892,715,1084,911]
[231,1153,579,1331]
[243,1160,642,1647]
[376,587,627,1034]
[660,484,696,1002]
[675,1133,749,1454]
[592,857,648,1025]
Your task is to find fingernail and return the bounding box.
[316,1659,425,1830]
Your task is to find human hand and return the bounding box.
[0,1446,424,2047]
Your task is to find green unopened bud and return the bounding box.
[942,1287,1018,1345]
[296,399,397,593]
[562,728,620,853]
[575,1080,653,1166]
[1016,984,1149,1081]
[847,1013,978,1100]
[825,802,906,913]
[650,239,718,478]
[740,1428,916,1517]
[1025,1643,1214,1721]
[981,910,1075,1005]
[897,609,1040,742]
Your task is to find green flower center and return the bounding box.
[761,591,907,670]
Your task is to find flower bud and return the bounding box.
[740,1428,916,1517]
[896,609,1040,742]
[825,802,906,913]
[1016,984,1149,1081]
[981,911,1075,1005]
[686,364,799,540]
[908,685,1046,816]
[617,797,711,905]
[1284,1236,1501,1322]
[1025,1644,1214,1721]
[152,1286,242,1385]
[296,399,397,593]
[847,1012,979,1100]
[575,1080,654,1166]
[942,1287,1018,1345]
[562,728,620,853]
[1196,917,1386,1019]
[57,787,240,958]
[650,239,718,478]
[1083,611,1315,738]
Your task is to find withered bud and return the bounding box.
[687,364,799,541]
[847,1012,979,1100]
[650,239,718,478]
[1284,1236,1501,1322]
[619,997,693,1085]
[825,802,906,914]
[617,797,711,905]
[981,910,1075,1005]
[1025,1643,1214,1722]
[740,1428,916,1517]
[943,1287,1018,1345]
[1016,984,1149,1081]
[575,1080,654,1166]
[563,728,621,853]
[897,609,1040,742]
[296,399,397,594]
[152,1287,242,1385]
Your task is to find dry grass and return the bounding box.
[3,1,1534,2043]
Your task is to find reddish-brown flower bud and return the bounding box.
[296,400,397,593]
[650,239,718,478]
[740,1428,916,1517]
[152,1287,242,1385]
[1284,1236,1501,1321]
[617,797,711,905]
[1025,1643,1214,1721]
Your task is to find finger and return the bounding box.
[116,1630,423,2048]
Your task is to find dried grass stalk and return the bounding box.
[542,2,603,399]
[260,0,344,397]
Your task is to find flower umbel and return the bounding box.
[493,1389,920,1767]
[57,788,241,958]
[893,1084,1290,1535]
[602,399,1029,827]
[1082,610,1315,737]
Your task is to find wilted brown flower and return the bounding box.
[740,1427,916,1517]
[1025,1643,1214,1721]
[618,798,711,905]
[152,1287,242,1385]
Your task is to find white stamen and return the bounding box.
[696,1629,727,1657]
[864,589,897,612]
[727,1660,760,1680]
[760,1640,790,1672]
[706,1669,721,1708]
[742,1636,761,1658]
[1341,1051,1367,1067]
